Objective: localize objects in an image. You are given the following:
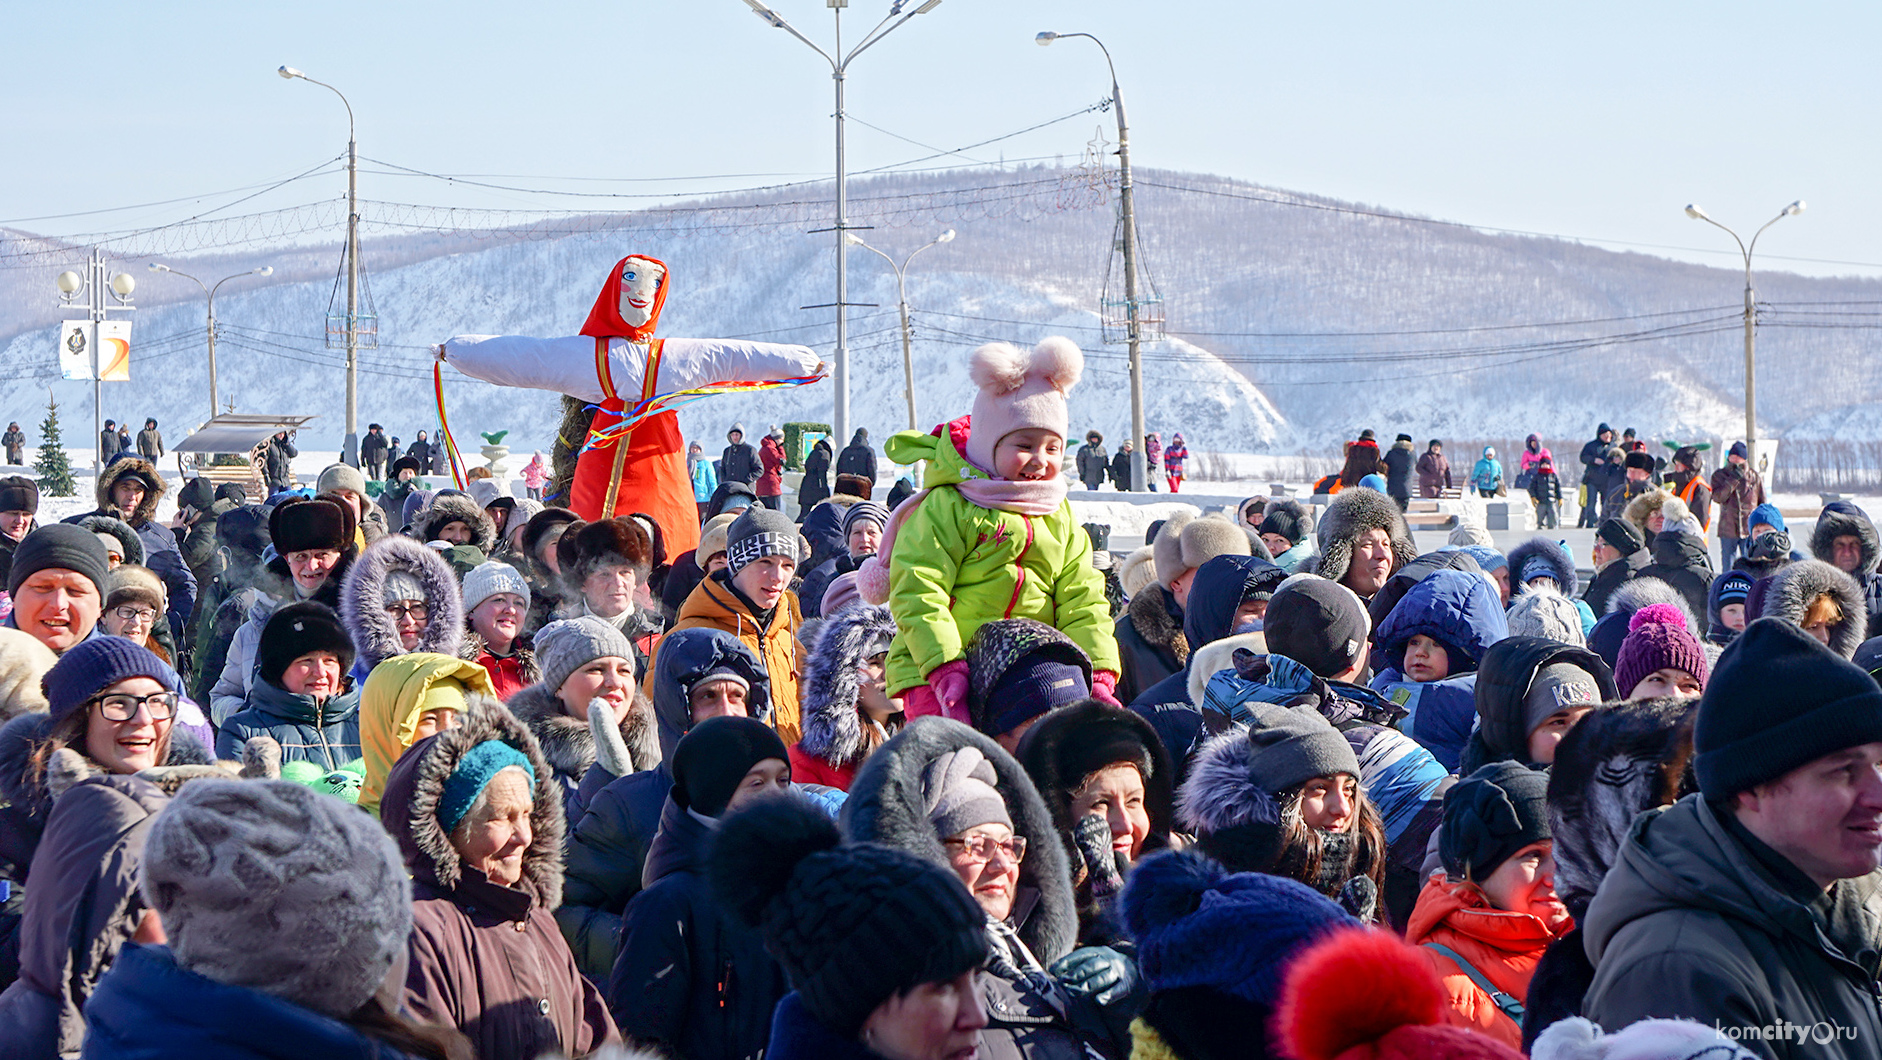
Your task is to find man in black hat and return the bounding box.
[1582,517,1647,617]
[1605,450,1657,516]
[360,423,390,481]
[1582,618,1882,1057]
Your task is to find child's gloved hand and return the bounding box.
[926,660,971,722]
[1091,670,1120,707]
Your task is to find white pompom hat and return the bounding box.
[965,337,1084,474]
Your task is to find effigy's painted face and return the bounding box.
[618,258,666,327]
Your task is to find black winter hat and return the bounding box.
[966,617,1093,737]
[0,476,38,515]
[8,522,109,600]
[269,497,354,556]
[176,476,214,513]
[1623,450,1656,473]
[709,795,988,1036]
[1263,576,1369,679]
[1597,517,1644,557]
[1439,761,1551,883]
[1257,501,1311,547]
[256,602,355,689]
[390,455,423,478]
[672,715,788,818]
[1694,617,1882,799]
[214,482,248,505]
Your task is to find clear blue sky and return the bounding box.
[5,1,1878,277]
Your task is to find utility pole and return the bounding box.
[847,229,955,431]
[149,263,273,425]
[1684,200,1804,463]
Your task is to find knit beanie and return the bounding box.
[1505,587,1585,647]
[964,337,1083,473]
[1694,617,1882,799]
[1259,502,1312,547]
[255,601,355,690]
[1596,518,1645,557]
[841,501,890,540]
[535,615,637,693]
[8,523,109,599]
[436,740,536,834]
[141,779,412,1019]
[269,496,354,556]
[1241,701,1361,794]
[672,715,789,817]
[1711,569,1754,610]
[725,505,801,575]
[1440,762,1551,883]
[985,657,1089,736]
[1614,604,1709,696]
[316,462,368,498]
[1263,575,1370,679]
[921,745,1013,838]
[0,477,39,515]
[462,560,530,613]
[41,635,179,724]
[1747,503,1787,535]
[710,796,988,1036]
[0,629,57,716]
[1448,523,1495,548]
[381,569,426,607]
[1521,661,1604,738]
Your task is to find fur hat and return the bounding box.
[1154,511,1252,590]
[555,517,652,593]
[105,564,167,615]
[1623,449,1656,473]
[1505,586,1585,646]
[142,779,411,1019]
[415,493,497,554]
[1312,488,1416,591]
[256,602,355,688]
[520,506,581,566]
[1622,488,1672,542]
[710,795,988,1036]
[1119,546,1158,599]
[1614,604,1709,695]
[833,473,874,500]
[270,496,355,556]
[315,462,368,499]
[0,476,38,515]
[965,337,1083,473]
[1277,926,1525,1060]
[1596,517,1644,557]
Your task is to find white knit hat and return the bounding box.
[1505,586,1586,647]
[463,559,530,613]
[965,337,1083,474]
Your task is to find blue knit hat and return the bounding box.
[436,740,536,834]
[1121,849,1355,1007]
[42,635,181,724]
[1747,503,1787,535]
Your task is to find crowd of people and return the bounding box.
[0,342,1873,1060]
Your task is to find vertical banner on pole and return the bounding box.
[97,320,132,381]
[58,322,93,380]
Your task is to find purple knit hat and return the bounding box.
[1615,603,1710,695]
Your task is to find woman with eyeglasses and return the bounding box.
[844,717,1133,1060]
[0,636,210,1053]
[99,565,167,661]
[340,535,465,687]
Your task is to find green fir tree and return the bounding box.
[34,391,76,498]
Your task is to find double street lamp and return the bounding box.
[148,263,274,423]
[737,0,945,446]
[1683,200,1804,462]
[845,229,954,430]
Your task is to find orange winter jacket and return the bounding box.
[1404,873,1571,1049]
[656,573,803,746]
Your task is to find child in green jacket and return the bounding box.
[858,337,1121,721]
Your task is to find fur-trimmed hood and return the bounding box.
[75,515,144,566]
[840,716,1078,963]
[799,603,897,767]
[94,456,165,526]
[381,695,564,908]
[339,534,465,672]
[1310,487,1416,594]
[506,679,661,783]
[1811,501,1881,577]
[1126,586,1189,664]
[1507,536,1578,596]
[1765,559,1867,659]
[1603,575,1697,625]
[414,493,497,554]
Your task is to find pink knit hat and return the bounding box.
[965,337,1084,474]
[1615,603,1710,695]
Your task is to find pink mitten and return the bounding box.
[1091,670,1121,707]
[925,660,972,723]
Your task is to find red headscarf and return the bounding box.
[580,255,670,342]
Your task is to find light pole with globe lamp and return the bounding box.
[279,64,363,468]
[55,251,136,476]
[1683,200,1804,463]
[845,229,953,431]
[147,263,274,423]
[1037,29,1147,491]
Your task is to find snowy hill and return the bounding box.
[2,166,1878,462]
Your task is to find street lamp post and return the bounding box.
[148,263,274,423]
[1037,30,1146,491]
[845,229,954,430]
[54,249,136,477]
[1683,200,1805,461]
[279,64,362,468]
[736,0,946,446]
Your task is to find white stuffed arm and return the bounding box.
[440,335,608,402]
[652,338,824,391]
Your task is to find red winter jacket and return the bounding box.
[756,437,786,497]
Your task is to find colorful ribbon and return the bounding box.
[576,375,823,455]
[434,361,469,490]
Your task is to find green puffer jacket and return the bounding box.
[882,419,1118,695]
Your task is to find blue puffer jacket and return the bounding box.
[215,678,362,769]
[1369,569,1507,769]
[81,943,425,1060]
